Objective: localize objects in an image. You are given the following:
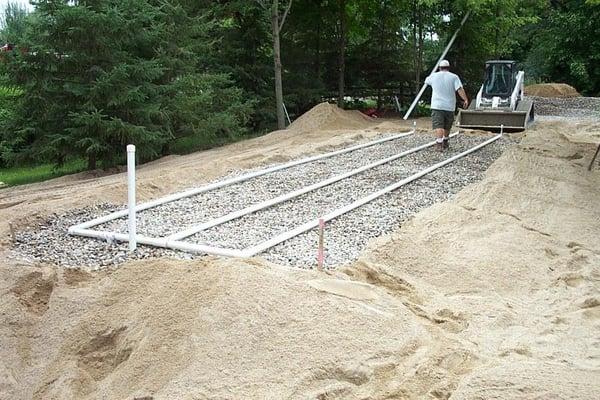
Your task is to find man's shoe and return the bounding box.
[443,138,450,149]
[435,142,444,152]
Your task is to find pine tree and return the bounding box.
[3,0,253,169]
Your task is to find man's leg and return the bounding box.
[431,110,445,151]
[442,129,450,149]
[443,111,454,149]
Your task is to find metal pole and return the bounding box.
[127,144,137,252]
[403,11,471,120]
[283,102,292,126]
[394,95,401,112]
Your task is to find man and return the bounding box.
[424,59,469,151]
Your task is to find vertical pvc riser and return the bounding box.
[127,145,137,251]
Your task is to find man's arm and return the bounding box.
[424,74,433,86]
[457,87,469,108]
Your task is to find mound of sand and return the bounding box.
[353,119,600,399]
[525,83,580,98]
[1,117,599,399]
[289,102,374,132]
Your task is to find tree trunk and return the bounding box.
[417,7,423,86]
[272,0,286,130]
[494,5,500,58]
[87,153,96,170]
[412,0,418,93]
[337,0,346,108]
[413,2,424,94]
[315,13,321,79]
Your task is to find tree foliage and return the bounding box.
[0,0,253,168]
[0,0,598,171]
[522,0,600,95]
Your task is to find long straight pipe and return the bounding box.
[68,129,416,232]
[242,132,502,257]
[403,11,470,120]
[166,131,459,242]
[69,227,245,258]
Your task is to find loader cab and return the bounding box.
[483,60,517,98]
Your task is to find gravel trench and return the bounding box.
[11,131,514,269]
[97,131,434,237]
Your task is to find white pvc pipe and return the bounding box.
[127,145,137,251]
[69,227,245,258]
[166,131,458,242]
[68,129,416,232]
[242,132,502,257]
[403,12,471,120]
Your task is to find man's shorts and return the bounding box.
[431,109,454,130]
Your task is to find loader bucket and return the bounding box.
[458,99,534,132]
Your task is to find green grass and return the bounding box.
[0,158,87,187]
[0,131,267,188]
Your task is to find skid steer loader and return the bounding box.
[458,60,534,131]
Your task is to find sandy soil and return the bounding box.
[1,105,599,399]
[525,83,581,98]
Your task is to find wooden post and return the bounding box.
[317,218,325,270]
[8,222,16,243]
[589,143,600,171]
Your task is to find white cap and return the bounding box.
[439,59,450,68]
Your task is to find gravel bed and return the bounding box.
[264,139,508,267]
[10,132,515,269]
[530,96,600,119]
[187,135,494,249]
[96,131,433,237]
[10,205,193,270]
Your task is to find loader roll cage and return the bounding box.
[483,60,517,97]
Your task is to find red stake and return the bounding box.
[317,218,325,270]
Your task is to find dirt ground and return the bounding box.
[1,104,599,399]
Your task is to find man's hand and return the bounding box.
[457,87,469,109]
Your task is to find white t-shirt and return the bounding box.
[424,71,463,111]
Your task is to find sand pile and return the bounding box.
[289,102,374,132]
[353,119,600,399]
[525,83,580,97]
[1,117,599,399]
[0,259,427,399]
